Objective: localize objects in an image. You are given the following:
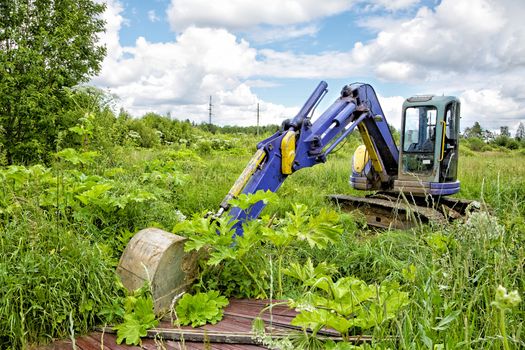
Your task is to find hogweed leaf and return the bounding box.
[229,190,278,210]
[176,291,229,327]
[115,314,147,345]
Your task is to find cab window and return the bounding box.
[403,106,437,153]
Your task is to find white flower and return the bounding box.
[493,285,522,310]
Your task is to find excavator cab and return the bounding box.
[393,95,461,195]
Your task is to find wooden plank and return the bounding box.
[97,326,290,345]
[38,340,75,350]
[42,298,371,349]
[76,335,108,350]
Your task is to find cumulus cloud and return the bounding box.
[166,0,421,33]
[94,27,259,112]
[377,95,405,130]
[362,0,420,12]
[347,0,525,129]
[96,0,125,60]
[92,1,297,125]
[353,0,525,77]
[460,89,525,131]
[147,10,160,23]
[248,24,319,44]
[258,49,364,79]
[92,0,525,129]
[166,0,353,32]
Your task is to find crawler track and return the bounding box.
[330,193,479,229]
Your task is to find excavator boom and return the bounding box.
[218,81,401,233]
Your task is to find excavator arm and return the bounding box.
[217,81,399,235]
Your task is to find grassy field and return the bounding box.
[0,134,523,349]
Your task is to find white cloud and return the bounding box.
[346,0,525,129]
[258,49,363,79]
[91,2,295,125]
[94,27,258,106]
[166,0,353,31]
[96,0,124,60]
[376,95,405,130]
[249,24,319,44]
[460,89,525,131]
[362,0,420,12]
[92,0,525,130]
[353,0,521,76]
[375,61,416,81]
[165,0,421,33]
[147,10,160,22]
[357,16,408,32]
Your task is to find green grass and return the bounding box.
[0,203,120,348]
[1,136,524,348]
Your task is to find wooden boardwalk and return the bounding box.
[42,299,362,350]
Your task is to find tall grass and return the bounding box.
[1,132,523,348]
[0,204,120,348]
[257,147,525,348]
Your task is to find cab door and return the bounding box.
[400,105,438,180]
[439,102,460,182]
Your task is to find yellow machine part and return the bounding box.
[353,144,369,173]
[357,124,384,174]
[281,130,296,175]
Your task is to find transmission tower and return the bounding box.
[256,103,260,137]
[208,96,213,125]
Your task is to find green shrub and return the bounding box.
[466,137,484,151]
[507,139,520,150]
[494,135,511,147]
[459,144,475,157]
[481,144,494,152]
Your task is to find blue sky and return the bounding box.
[92,0,525,133]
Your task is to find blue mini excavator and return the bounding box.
[117,81,478,312]
[215,81,474,231]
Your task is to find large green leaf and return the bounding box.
[176,291,229,327]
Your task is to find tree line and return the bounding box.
[1,0,523,165]
[463,121,525,151]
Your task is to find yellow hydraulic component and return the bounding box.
[440,120,446,161]
[357,124,383,173]
[352,145,369,173]
[219,149,266,211]
[281,130,296,175]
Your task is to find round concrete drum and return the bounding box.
[116,228,197,315]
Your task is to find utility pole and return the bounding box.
[208,96,212,125]
[256,102,260,137]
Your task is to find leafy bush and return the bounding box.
[176,192,344,299]
[112,283,159,346]
[459,144,475,157]
[175,291,229,327]
[286,262,409,338]
[507,139,520,150]
[494,135,511,147]
[466,137,484,151]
